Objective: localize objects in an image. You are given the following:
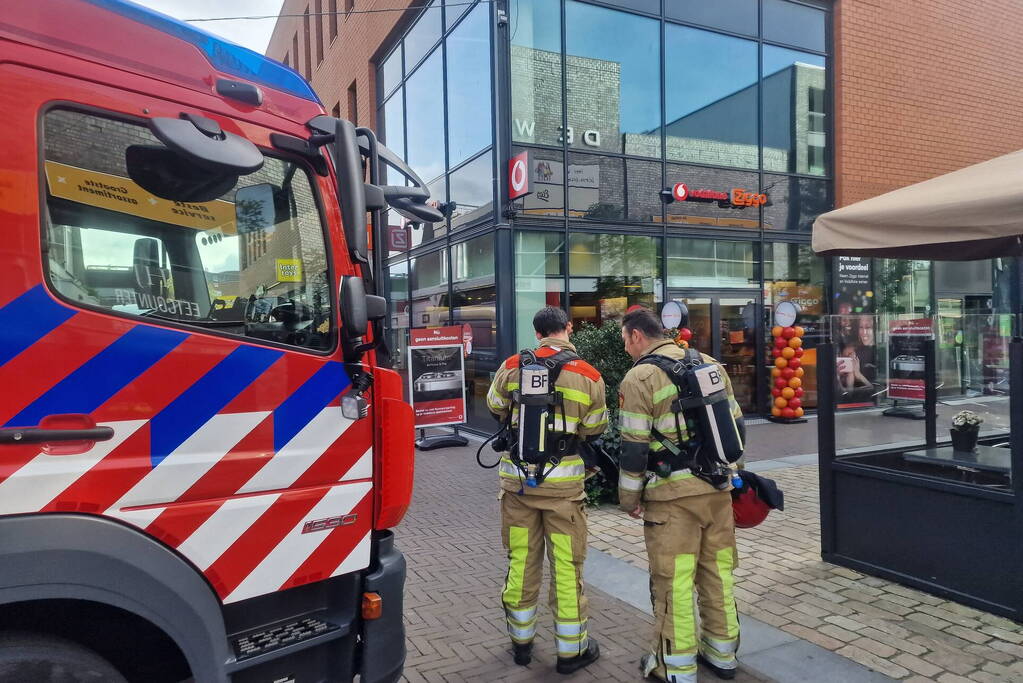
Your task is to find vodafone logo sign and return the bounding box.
[508,151,531,201]
[672,182,689,202]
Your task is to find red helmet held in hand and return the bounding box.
[732,485,771,528]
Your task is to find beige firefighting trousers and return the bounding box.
[500,491,590,658]
[643,491,740,683]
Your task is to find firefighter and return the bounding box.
[617,307,744,683]
[486,307,607,674]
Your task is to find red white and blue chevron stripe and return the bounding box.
[0,286,374,603]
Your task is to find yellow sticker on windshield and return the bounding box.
[276,259,303,282]
[44,161,236,232]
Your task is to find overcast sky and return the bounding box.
[133,1,286,54]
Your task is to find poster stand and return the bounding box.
[416,427,469,451]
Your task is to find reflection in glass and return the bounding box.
[380,46,402,99]
[515,231,565,350]
[569,234,662,329]
[665,163,761,229]
[411,175,447,248]
[449,151,494,230]
[568,153,623,221]
[763,0,826,53]
[446,3,492,167]
[444,0,473,29]
[761,174,832,232]
[387,261,411,398]
[410,249,448,329]
[565,1,660,156]
[627,159,663,223]
[515,147,565,218]
[665,0,758,36]
[667,238,756,289]
[510,0,562,146]
[381,93,405,160]
[665,26,758,169]
[403,1,442,70]
[404,51,445,184]
[450,235,497,430]
[762,46,827,175]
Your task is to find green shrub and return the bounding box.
[571,321,633,506]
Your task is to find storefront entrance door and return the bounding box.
[667,291,761,414]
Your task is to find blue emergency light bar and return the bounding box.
[85,0,321,104]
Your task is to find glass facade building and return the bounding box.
[376,0,1006,429]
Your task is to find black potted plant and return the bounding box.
[950,409,982,453]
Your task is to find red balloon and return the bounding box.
[781,407,796,419]
[775,377,788,389]
[782,327,796,339]
[787,358,801,370]
[775,337,788,348]
[781,367,795,380]
[795,347,804,358]
[772,348,782,358]
[788,398,802,410]
[795,387,805,398]
[679,327,693,341]
[771,388,781,398]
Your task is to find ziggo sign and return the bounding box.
[672,182,768,208]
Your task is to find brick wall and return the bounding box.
[266,0,419,133]
[834,0,1023,206]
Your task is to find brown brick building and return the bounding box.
[267,0,1023,422]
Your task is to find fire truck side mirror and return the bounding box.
[334,119,369,265]
[340,275,369,341]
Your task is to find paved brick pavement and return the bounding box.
[589,463,1023,682]
[397,445,772,682]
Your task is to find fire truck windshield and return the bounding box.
[42,109,334,352]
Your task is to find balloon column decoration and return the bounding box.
[674,327,693,349]
[770,325,805,421]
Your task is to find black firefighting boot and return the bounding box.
[556,637,600,675]
[512,641,532,666]
[697,653,737,680]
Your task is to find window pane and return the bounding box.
[569,234,662,329]
[627,158,663,223]
[665,26,758,169]
[447,3,493,167]
[515,231,565,350]
[665,0,757,36]
[380,45,402,99]
[411,175,447,248]
[410,249,448,328]
[43,110,333,351]
[565,1,660,156]
[667,238,756,289]
[405,51,446,184]
[385,210,410,259]
[444,0,473,29]
[568,153,623,221]
[763,46,827,175]
[449,151,494,230]
[597,0,660,14]
[515,146,565,218]
[664,163,761,230]
[381,92,405,160]
[404,1,442,70]
[761,174,832,232]
[763,0,826,52]
[386,261,411,398]
[451,235,497,430]
[510,0,562,146]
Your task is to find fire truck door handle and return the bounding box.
[0,426,115,446]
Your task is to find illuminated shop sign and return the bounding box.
[667,182,769,208]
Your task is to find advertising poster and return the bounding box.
[888,319,933,401]
[409,327,467,427]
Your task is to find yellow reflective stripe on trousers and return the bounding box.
[549,533,579,622]
[672,554,697,653]
[646,469,694,489]
[619,471,645,492]
[699,637,737,669]
[498,457,585,483]
[717,547,740,639]
[502,526,529,607]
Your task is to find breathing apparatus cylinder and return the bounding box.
[518,362,552,487]
[683,363,744,465]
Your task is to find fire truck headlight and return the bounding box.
[342,394,369,420]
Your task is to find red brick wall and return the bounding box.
[834,0,1023,206]
[265,0,418,131]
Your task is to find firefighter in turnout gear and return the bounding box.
[618,308,745,683]
[486,307,608,674]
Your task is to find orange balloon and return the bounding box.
[788,337,803,349]
[771,367,781,378]
[781,347,795,359]
[771,326,783,338]
[794,326,805,337]
[781,387,795,399]
[794,407,805,418]
[788,377,802,389]
[774,357,788,368]
[772,407,782,417]
[795,367,805,378]
[774,397,788,408]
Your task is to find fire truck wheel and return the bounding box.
[0,631,128,682]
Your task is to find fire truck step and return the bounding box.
[232,617,340,661]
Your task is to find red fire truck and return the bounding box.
[0,1,441,680]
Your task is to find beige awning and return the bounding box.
[813,149,1023,260]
